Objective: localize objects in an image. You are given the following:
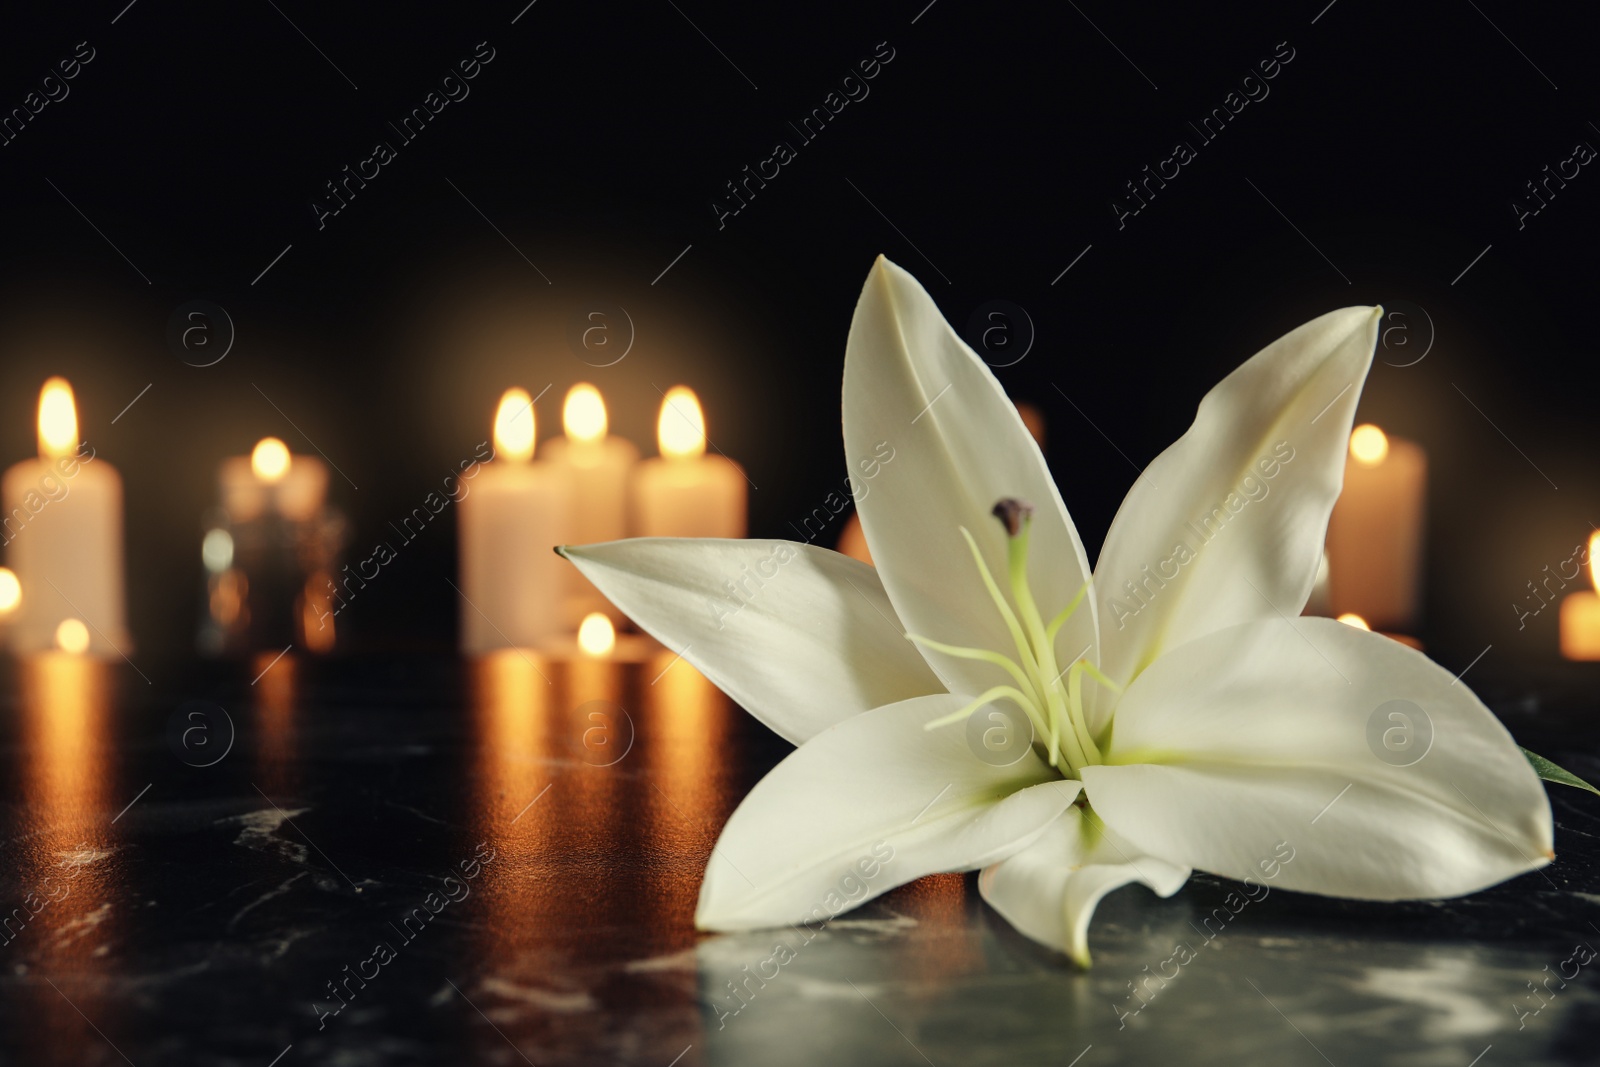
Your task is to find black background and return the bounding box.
[0,0,1594,677]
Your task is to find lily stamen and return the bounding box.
[922,500,1120,776]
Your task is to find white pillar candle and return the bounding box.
[218,437,329,523]
[457,388,570,653]
[541,384,637,625]
[1325,424,1427,632]
[632,386,746,539]
[1,378,129,656]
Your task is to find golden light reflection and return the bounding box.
[472,650,554,825]
[1337,612,1371,631]
[21,653,112,828]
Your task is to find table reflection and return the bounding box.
[13,653,127,1067]
[252,648,300,794]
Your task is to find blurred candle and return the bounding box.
[632,386,746,538]
[543,384,638,625]
[457,388,571,653]
[1324,424,1427,631]
[218,436,329,523]
[1560,532,1600,661]
[2,379,129,656]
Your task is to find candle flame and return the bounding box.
[1590,531,1600,594]
[658,386,706,460]
[37,378,78,460]
[0,568,20,614]
[251,437,291,483]
[563,383,608,445]
[1349,424,1389,467]
[55,618,90,654]
[1336,613,1371,631]
[577,612,616,657]
[494,388,536,463]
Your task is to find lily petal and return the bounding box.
[1091,307,1381,729]
[560,539,942,745]
[696,694,1081,931]
[979,807,1188,966]
[1083,618,1553,901]
[842,256,1098,695]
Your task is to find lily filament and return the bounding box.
[912,498,1118,775]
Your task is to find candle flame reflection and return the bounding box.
[253,648,299,793]
[472,650,553,826]
[577,613,615,657]
[21,653,112,832]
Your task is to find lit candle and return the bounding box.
[1560,532,1600,661]
[542,384,638,625]
[1,379,129,656]
[1324,424,1427,632]
[632,386,746,538]
[218,436,329,523]
[457,388,571,653]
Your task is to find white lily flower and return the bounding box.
[561,256,1554,966]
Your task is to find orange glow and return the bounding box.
[658,386,706,460]
[37,377,78,460]
[1561,592,1600,661]
[563,383,608,445]
[54,618,90,654]
[494,388,536,463]
[299,575,336,654]
[1349,424,1389,467]
[210,569,246,627]
[251,437,291,482]
[1336,613,1371,631]
[0,568,20,614]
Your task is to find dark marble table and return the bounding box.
[0,650,1596,1066]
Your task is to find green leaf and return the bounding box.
[1523,747,1600,797]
